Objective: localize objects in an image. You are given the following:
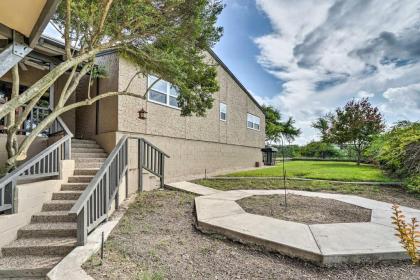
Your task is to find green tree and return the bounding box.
[262,105,283,144]
[312,98,384,165]
[281,116,301,145]
[1,0,223,170]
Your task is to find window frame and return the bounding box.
[247,113,260,131]
[219,102,227,121]
[147,76,181,110]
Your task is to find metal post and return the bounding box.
[160,154,165,188]
[138,139,144,192]
[77,207,87,245]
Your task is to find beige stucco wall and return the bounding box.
[75,52,265,186]
[0,160,75,249]
[116,56,265,148]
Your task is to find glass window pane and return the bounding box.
[254,123,260,130]
[169,96,179,107]
[149,90,167,104]
[220,112,226,121]
[247,121,253,128]
[254,116,260,125]
[149,76,167,93]
[170,85,179,97]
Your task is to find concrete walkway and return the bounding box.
[167,181,419,266]
[166,181,221,196]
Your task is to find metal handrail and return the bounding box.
[70,136,169,245]
[69,136,128,216]
[0,115,73,213]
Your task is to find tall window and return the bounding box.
[148,75,179,108]
[220,102,227,121]
[247,113,260,130]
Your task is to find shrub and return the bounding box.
[300,141,342,159]
[366,121,420,192]
[392,204,420,265]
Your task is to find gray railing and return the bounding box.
[69,136,129,245]
[70,136,169,245]
[0,116,73,213]
[139,138,169,190]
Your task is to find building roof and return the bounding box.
[207,48,263,111]
[0,0,61,47]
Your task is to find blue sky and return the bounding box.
[213,0,420,144]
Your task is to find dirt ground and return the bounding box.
[84,190,420,280]
[237,194,372,224]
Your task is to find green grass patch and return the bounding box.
[194,178,380,194]
[224,160,393,182]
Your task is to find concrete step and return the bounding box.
[72,147,105,153]
[75,162,104,169]
[68,175,94,183]
[0,256,62,278]
[61,183,88,191]
[31,211,75,223]
[75,158,106,164]
[2,237,77,256]
[72,143,101,149]
[74,168,99,176]
[72,152,107,159]
[71,139,96,144]
[42,200,77,211]
[17,223,77,238]
[52,191,83,200]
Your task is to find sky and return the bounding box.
[214,0,420,144]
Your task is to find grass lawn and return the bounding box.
[224,160,394,182]
[193,179,420,208]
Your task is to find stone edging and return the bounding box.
[208,176,403,186]
[47,194,137,280]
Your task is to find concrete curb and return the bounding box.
[208,176,403,186]
[47,194,137,280]
[194,188,419,266]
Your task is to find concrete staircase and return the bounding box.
[0,139,107,279]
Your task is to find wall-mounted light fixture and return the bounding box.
[138,108,147,120]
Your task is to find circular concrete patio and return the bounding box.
[194,189,420,266]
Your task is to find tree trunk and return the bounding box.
[5,65,20,172]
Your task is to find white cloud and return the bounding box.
[254,0,420,144]
[357,91,375,99]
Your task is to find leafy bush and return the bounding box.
[366,121,420,192]
[300,141,342,159]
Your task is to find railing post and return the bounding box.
[4,181,16,214]
[160,154,165,188]
[105,168,110,217]
[138,139,144,192]
[115,190,119,210]
[64,138,71,160]
[125,141,128,199]
[76,207,87,245]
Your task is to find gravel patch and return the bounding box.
[237,194,372,224]
[84,190,420,280]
